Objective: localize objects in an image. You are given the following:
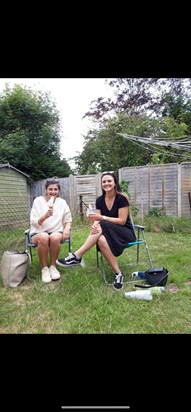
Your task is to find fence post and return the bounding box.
[79,195,84,221]
[178,164,181,217]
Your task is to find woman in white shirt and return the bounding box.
[30,177,72,284]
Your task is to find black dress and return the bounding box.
[96,193,136,256]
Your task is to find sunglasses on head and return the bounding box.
[101,171,114,176]
[46,178,59,184]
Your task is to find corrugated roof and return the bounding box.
[0,163,29,177]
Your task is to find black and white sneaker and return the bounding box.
[56,253,81,267]
[113,272,124,290]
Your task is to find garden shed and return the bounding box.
[0,163,29,229]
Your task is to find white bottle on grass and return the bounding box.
[125,290,153,301]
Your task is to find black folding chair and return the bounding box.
[96,218,153,286]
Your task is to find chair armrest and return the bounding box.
[134,224,145,230]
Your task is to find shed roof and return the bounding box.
[0,163,29,177]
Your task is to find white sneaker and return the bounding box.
[42,267,52,284]
[49,265,61,280]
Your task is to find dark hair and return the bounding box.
[101,171,129,202]
[45,176,60,190]
[101,172,122,194]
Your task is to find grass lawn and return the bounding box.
[0,223,191,334]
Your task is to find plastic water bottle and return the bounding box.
[149,286,166,294]
[131,271,146,279]
[125,290,153,300]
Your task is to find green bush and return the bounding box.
[120,180,138,216]
[147,207,165,217]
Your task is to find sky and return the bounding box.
[0,78,114,167]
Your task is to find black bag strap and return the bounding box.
[134,270,168,288]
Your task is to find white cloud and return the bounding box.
[0,78,114,167]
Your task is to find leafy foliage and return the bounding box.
[120,180,138,216]
[0,84,72,182]
[73,78,191,172]
[84,78,191,120]
[147,207,165,218]
[75,108,190,173]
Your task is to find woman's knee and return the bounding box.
[35,233,50,246]
[97,235,107,248]
[49,233,62,245]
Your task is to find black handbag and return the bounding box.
[135,267,168,288]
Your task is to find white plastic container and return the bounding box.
[125,290,153,301]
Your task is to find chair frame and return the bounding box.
[25,229,72,261]
[96,222,153,286]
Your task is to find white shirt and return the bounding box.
[30,196,72,235]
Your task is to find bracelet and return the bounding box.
[103,216,106,221]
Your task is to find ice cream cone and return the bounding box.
[48,196,54,212]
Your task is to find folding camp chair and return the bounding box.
[25,229,72,261]
[96,218,153,286]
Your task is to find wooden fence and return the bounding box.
[30,162,191,218]
[119,162,191,218]
[30,174,102,218]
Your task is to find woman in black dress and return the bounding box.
[56,172,136,290]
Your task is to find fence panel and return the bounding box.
[181,162,191,217]
[120,162,187,217]
[163,164,178,216]
[30,177,70,207]
[75,174,97,217]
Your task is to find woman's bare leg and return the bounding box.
[49,233,63,265]
[98,235,121,273]
[75,226,103,258]
[32,233,50,268]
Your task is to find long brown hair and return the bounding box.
[101,172,130,202]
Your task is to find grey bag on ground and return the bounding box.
[0,250,29,288]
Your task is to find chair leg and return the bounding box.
[97,250,113,286]
[25,237,33,261]
[136,243,140,264]
[141,230,153,268]
[98,250,139,286]
[29,246,33,262]
[68,237,72,253]
[136,227,153,268]
[96,225,153,286]
[96,248,99,268]
[144,242,152,268]
[136,227,141,264]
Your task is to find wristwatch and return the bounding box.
[103,215,106,220]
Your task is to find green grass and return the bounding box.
[0,221,191,334]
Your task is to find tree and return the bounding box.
[0,84,72,182]
[74,113,156,174]
[162,93,191,134]
[83,78,191,121]
[74,111,190,174]
[75,79,191,171]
